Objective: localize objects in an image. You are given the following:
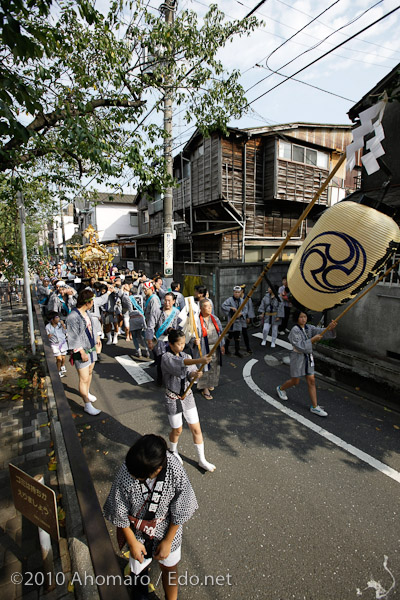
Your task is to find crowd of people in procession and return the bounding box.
[33,257,337,600]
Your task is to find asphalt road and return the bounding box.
[62,330,400,600]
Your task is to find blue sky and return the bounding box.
[93,0,400,193]
[185,0,400,127]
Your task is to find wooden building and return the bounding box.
[134,123,360,264]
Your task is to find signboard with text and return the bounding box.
[164,232,173,277]
[9,464,60,541]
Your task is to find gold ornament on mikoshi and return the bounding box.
[287,201,400,311]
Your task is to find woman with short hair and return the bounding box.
[66,289,102,416]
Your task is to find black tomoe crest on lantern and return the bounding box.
[299,231,367,295]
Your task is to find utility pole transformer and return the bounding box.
[160,0,177,278]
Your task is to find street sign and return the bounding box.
[126,261,134,271]
[164,232,173,277]
[9,464,60,541]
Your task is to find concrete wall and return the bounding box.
[96,205,138,242]
[331,282,400,361]
[127,259,289,320]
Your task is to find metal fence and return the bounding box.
[0,281,25,309]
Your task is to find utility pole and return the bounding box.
[160,0,177,280]
[17,191,36,355]
[59,196,67,259]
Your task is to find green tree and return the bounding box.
[0,0,258,191]
[0,176,55,278]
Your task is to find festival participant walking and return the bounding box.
[128,293,149,358]
[103,434,198,600]
[170,281,185,311]
[240,284,254,354]
[278,276,292,334]
[154,275,167,305]
[221,286,246,357]
[36,276,52,313]
[194,285,214,313]
[150,292,180,386]
[47,281,77,319]
[259,286,285,348]
[101,283,124,345]
[120,283,133,341]
[45,312,68,377]
[143,280,162,353]
[161,329,215,472]
[66,289,102,416]
[276,310,337,417]
[91,283,114,340]
[194,298,224,400]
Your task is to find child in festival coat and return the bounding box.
[103,434,198,600]
[45,312,68,377]
[161,329,215,472]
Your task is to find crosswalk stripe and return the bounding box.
[116,355,154,385]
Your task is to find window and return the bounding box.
[130,213,138,227]
[278,141,291,159]
[143,210,149,224]
[293,145,304,163]
[317,152,329,169]
[305,148,317,166]
[278,139,329,169]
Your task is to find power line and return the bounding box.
[273,0,400,57]
[244,4,400,110]
[265,0,383,71]
[254,64,356,102]
[245,0,390,95]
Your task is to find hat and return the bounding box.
[143,281,154,290]
[43,277,50,281]
[56,280,66,287]
[233,285,242,292]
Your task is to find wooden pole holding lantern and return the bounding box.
[181,153,347,399]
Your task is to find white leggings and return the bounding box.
[263,322,278,344]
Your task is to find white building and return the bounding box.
[74,192,139,263]
[53,203,77,255]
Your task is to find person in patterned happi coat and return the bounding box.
[103,434,198,600]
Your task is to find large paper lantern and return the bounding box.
[287,201,400,311]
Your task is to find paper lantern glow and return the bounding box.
[287,201,400,311]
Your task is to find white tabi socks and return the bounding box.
[113,332,118,344]
[106,332,113,345]
[84,402,101,416]
[169,442,183,464]
[195,443,216,472]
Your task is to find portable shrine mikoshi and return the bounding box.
[68,225,117,279]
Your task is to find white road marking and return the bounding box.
[116,355,154,385]
[252,331,292,351]
[356,555,396,598]
[243,359,400,485]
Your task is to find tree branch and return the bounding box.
[3,97,146,154]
